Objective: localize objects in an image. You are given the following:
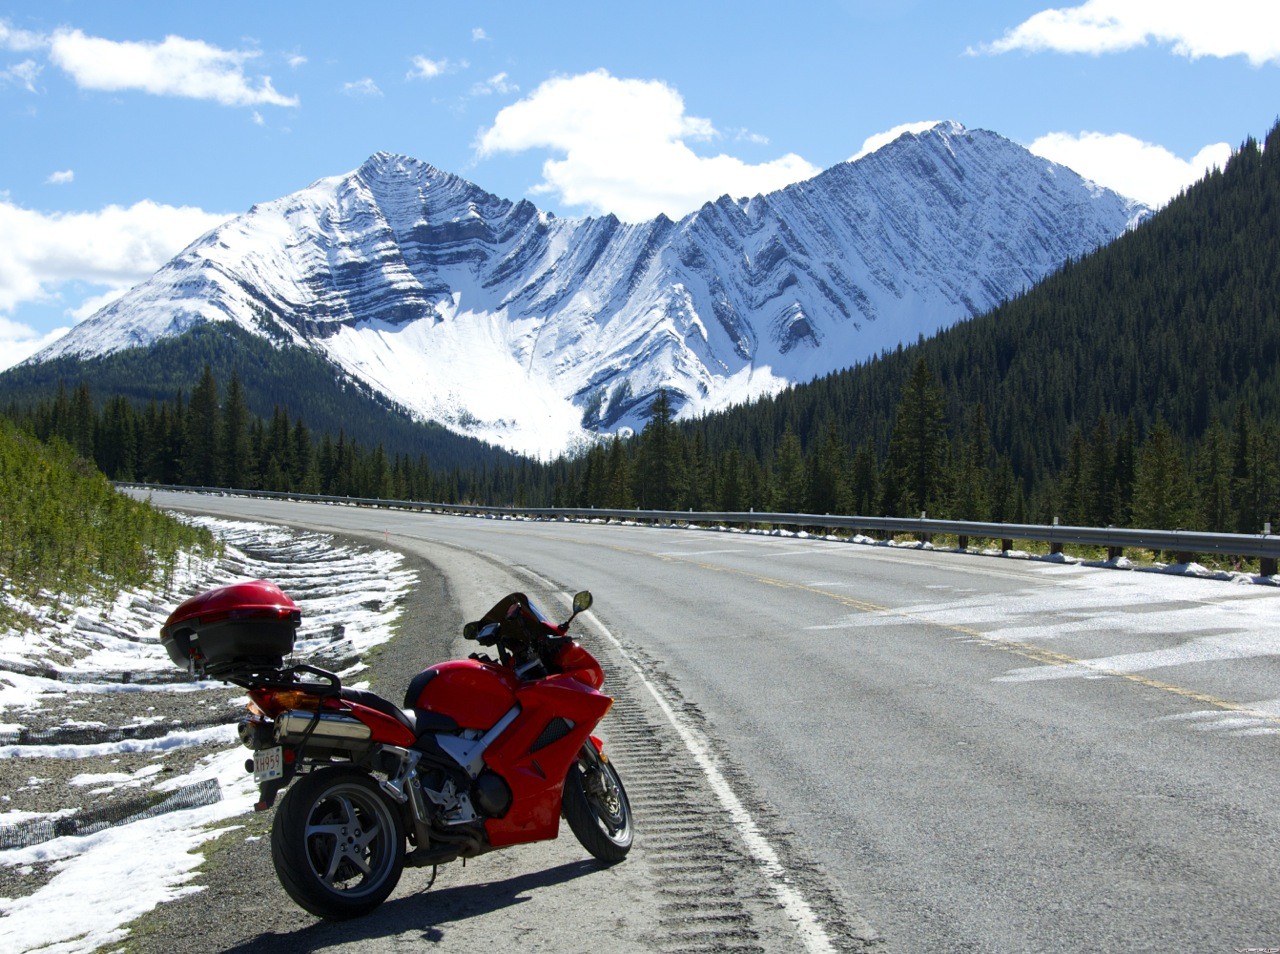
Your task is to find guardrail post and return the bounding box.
[1001,538,1013,552]
[1261,557,1277,577]
[958,535,969,550]
[1107,547,1123,562]
[1050,541,1063,556]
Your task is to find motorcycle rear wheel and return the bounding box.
[271,767,405,919]
[563,743,633,862]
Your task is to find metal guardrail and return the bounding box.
[118,482,1280,573]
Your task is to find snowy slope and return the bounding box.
[30,122,1148,458]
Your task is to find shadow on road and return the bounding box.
[224,859,605,952]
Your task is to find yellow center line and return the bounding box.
[616,539,1280,726]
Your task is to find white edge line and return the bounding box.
[588,610,837,954]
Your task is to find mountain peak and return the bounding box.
[21,125,1148,457]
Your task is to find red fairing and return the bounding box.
[410,659,519,730]
[482,674,613,847]
[337,697,416,748]
[550,640,604,690]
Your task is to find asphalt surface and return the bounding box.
[137,491,1280,953]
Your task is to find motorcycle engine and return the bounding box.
[474,771,512,818]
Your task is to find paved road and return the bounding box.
[146,491,1280,953]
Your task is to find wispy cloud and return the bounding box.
[849,121,944,163]
[476,69,819,221]
[0,58,40,92]
[45,169,74,186]
[342,77,382,97]
[0,18,46,52]
[407,55,464,80]
[973,0,1280,66]
[1029,130,1231,206]
[286,52,307,69]
[472,27,489,42]
[471,72,518,96]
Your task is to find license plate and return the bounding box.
[254,746,283,783]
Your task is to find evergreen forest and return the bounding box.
[3,120,1278,539]
[0,416,219,630]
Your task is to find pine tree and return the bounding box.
[184,365,221,486]
[1132,419,1190,529]
[636,391,686,510]
[1196,419,1232,531]
[222,372,251,489]
[604,436,634,508]
[809,422,852,515]
[883,358,946,515]
[849,440,880,515]
[772,426,807,512]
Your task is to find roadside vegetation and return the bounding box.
[0,416,220,630]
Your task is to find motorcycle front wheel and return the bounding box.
[271,767,405,919]
[562,742,633,862]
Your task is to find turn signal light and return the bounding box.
[262,690,321,713]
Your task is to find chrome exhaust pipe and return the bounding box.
[277,710,372,742]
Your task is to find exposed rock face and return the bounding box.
[32,122,1147,457]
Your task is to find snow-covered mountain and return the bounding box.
[30,121,1148,457]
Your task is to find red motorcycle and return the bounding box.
[161,581,633,919]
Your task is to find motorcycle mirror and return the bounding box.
[463,621,480,641]
[572,591,593,614]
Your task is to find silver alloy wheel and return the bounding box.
[302,781,398,896]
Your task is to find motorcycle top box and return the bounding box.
[161,579,301,674]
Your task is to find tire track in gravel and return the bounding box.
[584,635,881,954]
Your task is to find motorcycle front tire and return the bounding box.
[562,742,633,862]
[271,766,405,919]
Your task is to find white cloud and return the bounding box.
[849,120,944,163]
[0,316,70,371]
[0,198,232,314]
[408,55,461,80]
[286,53,307,69]
[47,28,299,106]
[472,28,489,42]
[476,70,820,221]
[1,58,41,92]
[975,0,1280,66]
[0,18,46,52]
[471,72,518,96]
[67,287,128,322]
[45,169,74,186]
[1028,130,1231,206]
[342,77,382,97]
[251,110,264,126]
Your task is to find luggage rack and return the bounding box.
[208,660,343,695]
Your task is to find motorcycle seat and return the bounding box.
[339,686,459,741]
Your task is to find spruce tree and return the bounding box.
[883,358,946,515]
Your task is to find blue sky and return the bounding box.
[1,0,1276,366]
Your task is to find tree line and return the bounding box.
[2,370,538,506]
[550,366,1279,535]
[7,352,1277,537]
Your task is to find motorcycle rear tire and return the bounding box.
[271,766,405,919]
[563,743,633,862]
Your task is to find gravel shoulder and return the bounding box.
[110,513,874,953]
